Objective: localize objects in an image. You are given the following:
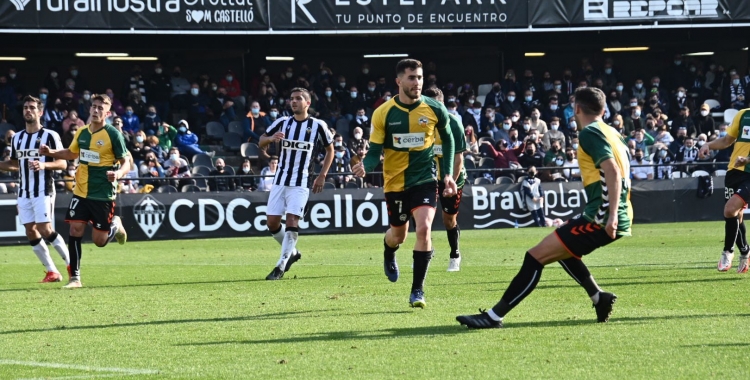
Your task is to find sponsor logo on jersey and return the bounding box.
[433,145,443,156]
[80,149,101,164]
[16,149,40,159]
[418,116,429,127]
[96,140,105,147]
[281,140,313,151]
[393,133,425,148]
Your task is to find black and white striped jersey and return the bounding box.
[265,116,332,188]
[10,128,62,198]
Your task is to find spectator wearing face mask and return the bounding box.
[163,147,191,181]
[341,86,366,121]
[332,145,353,188]
[670,107,696,138]
[153,121,178,153]
[624,105,644,137]
[695,103,716,137]
[170,66,191,105]
[458,83,476,110]
[348,126,369,156]
[0,76,17,124]
[482,108,505,140]
[480,139,520,178]
[543,139,564,166]
[464,126,479,157]
[129,130,148,164]
[207,158,236,192]
[318,86,342,126]
[485,82,505,109]
[649,76,669,111]
[62,109,85,135]
[655,123,674,146]
[630,148,653,180]
[121,106,140,135]
[209,86,236,128]
[521,167,545,227]
[243,101,266,142]
[542,97,564,124]
[350,108,371,140]
[174,120,214,159]
[542,118,566,151]
[501,91,521,119]
[220,70,242,99]
[43,68,62,95]
[143,105,161,136]
[462,101,481,131]
[528,108,547,135]
[373,91,392,110]
[520,90,539,118]
[518,140,544,169]
[77,90,92,121]
[714,123,733,170]
[669,127,689,155]
[676,136,699,173]
[258,156,278,191]
[144,135,165,162]
[362,80,379,109]
[235,159,256,191]
[139,152,165,189]
[610,114,625,137]
[565,117,578,140]
[650,144,674,179]
[630,129,654,154]
[148,63,172,121]
[725,72,748,110]
[606,91,623,118]
[444,100,462,125]
[562,147,580,181]
[261,106,280,133]
[670,87,689,120]
[667,54,690,90]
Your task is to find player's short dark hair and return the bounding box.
[269,155,279,161]
[23,95,43,110]
[422,86,443,101]
[92,93,112,106]
[289,87,311,101]
[396,59,422,76]
[574,87,606,116]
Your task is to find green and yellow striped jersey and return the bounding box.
[577,121,633,236]
[69,124,127,201]
[365,95,454,192]
[727,109,750,173]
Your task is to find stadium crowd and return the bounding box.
[0,54,745,193]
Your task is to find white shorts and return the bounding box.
[17,194,55,225]
[267,186,309,217]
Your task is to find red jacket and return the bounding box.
[220,78,242,98]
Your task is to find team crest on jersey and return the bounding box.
[418,116,428,126]
[96,140,104,146]
[133,195,166,239]
[743,127,750,139]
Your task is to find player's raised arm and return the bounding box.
[259,118,285,149]
[39,144,78,161]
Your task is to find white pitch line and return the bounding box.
[0,360,159,379]
[19,374,128,380]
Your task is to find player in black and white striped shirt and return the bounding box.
[259,87,334,280]
[0,96,70,283]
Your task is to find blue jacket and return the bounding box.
[175,131,199,148]
[122,114,140,134]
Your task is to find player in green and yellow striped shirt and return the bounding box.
[423,86,467,272]
[457,87,631,328]
[353,59,457,308]
[41,94,131,289]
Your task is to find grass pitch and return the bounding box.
[0,222,749,379]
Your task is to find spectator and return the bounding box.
[518,141,544,169]
[145,135,166,162]
[350,143,367,167]
[462,101,481,130]
[105,88,126,116]
[611,114,625,136]
[675,136,699,172]
[528,108,547,135]
[43,68,62,95]
[372,91,391,110]
[714,123,733,170]
[501,91,521,119]
[624,105,644,136]
[631,129,654,153]
[163,147,192,185]
[607,90,623,118]
[485,82,505,109]
[544,139,564,166]
[236,159,256,191]
[44,98,65,133]
[62,123,78,149]
[220,70,242,99]
[258,155,278,191]
[669,127,688,155]
[140,151,165,189]
[445,100,462,125]
[350,108,370,140]
[670,87,689,119]
[654,124,674,146]
[244,101,266,142]
[207,158,236,192]
[521,166,545,227]
[77,90,92,121]
[155,121,178,154]
[171,66,191,110]
[501,69,521,96]
[652,144,675,179]
[480,139,520,177]
[209,87,236,128]
[121,106,140,135]
[542,97,564,124]
[695,103,716,138]
[542,117,565,151]
[129,130,148,164]
[483,108,505,140]
[174,120,213,158]
[726,73,748,110]
[464,126,479,157]
[143,105,161,136]
[507,127,523,149]
[630,148,653,180]
[62,109,85,134]
[363,80,379,109]
[318,86,341,126]
[670,107,696,138]
[7,67,24,96]
[331,145,353,188]
[148,62,172,121]
[520,90,540,118]
[127,89,148,118]
[187,83,210,132]
[560,68,575,99]
[348,126,369,156]
[125,66,147,104]
[562,147,580,181]
[341,86,365,121]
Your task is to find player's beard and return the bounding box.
[402,87,421,100]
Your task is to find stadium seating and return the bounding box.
[495,176,514,185]
[192,153,214,168]
[228,121,244,136]
[192,174,208,190]
[323,182,336,189]
[0,123,14,136]
[223,132,243,152]
[691,170,710,177]
[157,185,179,193]
[704,99,723,119]
[714,169,727,176]
[206,121,226,142]
[477,83,493,97]
[671,171,689,179]
[474,177,492,185]
[345,181,360,189]
[724,108,739,124]
[335,118,350,137]
[181,185,201,192]
[241,142,260,162]
[192,165,212,176]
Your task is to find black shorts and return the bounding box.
[438,181,464,215]
[554,216,620,258]
[64,195,115,231]
[385,181,438,227]
[724,169,750,204]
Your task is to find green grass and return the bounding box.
[1,222,749,379]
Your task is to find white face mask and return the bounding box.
[335,152,344,159]
[523,124,531,131]
[555,159,564,166]
[507,96,516,102]
[550,105,558,111]
[511,116,519,122]
[9,73,16,79]
[68,170,76,176]
[385,96,391,101]
[354,133,363,139]
[286,72,293,78]
[551,124,559,131]
[678,91,685,98]
[226,76,233,82]
[136,136,144,143]
[634,110,641,117]
[251,107,260,115]
[171,154,179,161]
[242,167,250,173]
[83,94,91,101]
[191,88,199,96]
[569,121,577,129]
[630,102,638,107]
[502,124,511,131]
[270,111,278,118]
[155,68,162,74]
[350,92,358,98]
[572,143,578,150]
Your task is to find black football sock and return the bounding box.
[559,258,601,298]
[384,238,399,261]
[724,217,740,252]
[412,249,433,292]
[737,220,749,255]
[68,236,83,278]
[447,226,460,258]
[491,252,544,318]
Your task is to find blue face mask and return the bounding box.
[325,91,332,97]
[719,131,728,137]
[179,127,187,133]
[525,96,532,102]
[126,110,133,116]
[40,93,48,101]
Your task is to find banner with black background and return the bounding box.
[0,178,725,245]
[2,1,749,32]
